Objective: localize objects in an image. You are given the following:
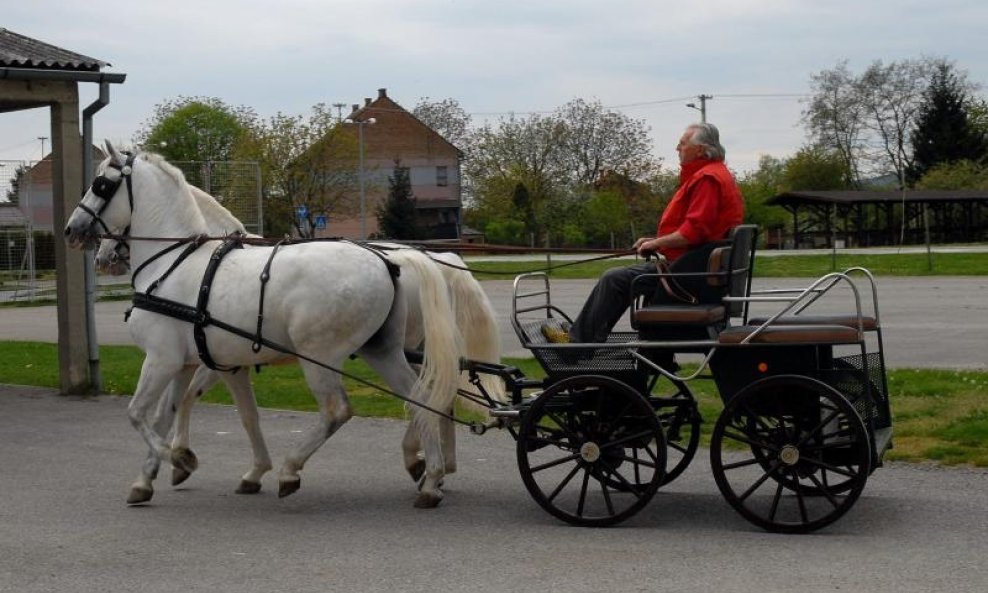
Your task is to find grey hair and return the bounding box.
[687,122,726,161]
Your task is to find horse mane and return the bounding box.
[190,186,248,235]
[141,151,191,189]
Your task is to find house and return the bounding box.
[331,88,463,240]
[7,145,107,232]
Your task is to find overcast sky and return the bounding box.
[3,0,988,173]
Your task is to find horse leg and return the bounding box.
[218,370,273,494]
[169,365,222,486]
[126,360,191,505]
[278,362,352,498]
[362,347,446,508]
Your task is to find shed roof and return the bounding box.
[0,28,107,71]
[0,203,28,227]
[769,190,988,207]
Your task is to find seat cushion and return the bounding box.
[718,324,861,345]
[634,304,726,325]
[747,315,878,331]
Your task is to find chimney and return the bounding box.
[364,98,372,107]
[351,104,359,113]
[378,88,387,99]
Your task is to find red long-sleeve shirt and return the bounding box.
[657,159,745,261]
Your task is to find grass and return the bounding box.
[466,251,988,280]
[2,341,986,467]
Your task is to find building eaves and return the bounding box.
[0,28,108,71]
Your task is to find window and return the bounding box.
[436,165,448,187]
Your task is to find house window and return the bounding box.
[436,165,448,187]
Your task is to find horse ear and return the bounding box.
[104,140,125,164]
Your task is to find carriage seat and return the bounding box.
[747,314,878,331]
[718,324,861,345]
[633,304,726,326]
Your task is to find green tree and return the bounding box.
[736,155,789,233]
[234,104,358,237]
[783,145,851,190]
[908,63,988,184]
[376,160,420,240]
[134,96,256,162]
[3,164,28,205]
[914,159,988,190]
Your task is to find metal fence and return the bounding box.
[0,159,262,304]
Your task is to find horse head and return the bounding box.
[65,140,134,251]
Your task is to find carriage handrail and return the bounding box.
[747,267,880,326]
[726,271,866,340]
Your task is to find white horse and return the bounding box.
[94,189,504,494]
[67,142,463,508]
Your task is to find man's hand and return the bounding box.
[634,236,658,257]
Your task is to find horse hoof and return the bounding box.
[413,491,443,509]
[407,459,425,482]
[172,467,192,486]
[126,486,153,505]
[171,448,199,474]
[236,480,262,495]
[278,478,300,498]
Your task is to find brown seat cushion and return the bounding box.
[718,324,861,345]
[634,304,726,325]
[747,315,878,331]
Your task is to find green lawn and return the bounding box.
[2,341,985,466]
[467,251,988,280]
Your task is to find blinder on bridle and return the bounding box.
[79,151,137,239]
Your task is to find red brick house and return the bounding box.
[332,88,463,239]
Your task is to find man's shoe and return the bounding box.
[541,323,571,344]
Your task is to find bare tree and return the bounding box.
[412,97,472,152]
[804,61,866,187]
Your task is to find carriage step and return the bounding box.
[873,426,894,462]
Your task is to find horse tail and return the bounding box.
[388,250,463,440]
[435,254,507,404]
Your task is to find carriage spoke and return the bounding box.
[799,456,862,479]
[723,428,778,453]
[796,408,844,448]
[721,456,764,471]
[576,468,592,517]
[768,478,785,521]
[600,429,655,451]
[737,459,783,502]
[599,465,645,499]
[791,469,809,523]
[599,473,615,516]
[546,463,583,503]
[530,452,582,474]
[807,472,842,509]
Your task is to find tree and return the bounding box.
[783,145,851,191]
[412,97,472,151]
[376,160,421,240]
[803,58,949,187]
[555,98,660,188]
[908,62,988,184]
[234,104,359,237]
[134,96,256,162]
[914,159,988,190]
[803,61,866,187]
[736,155,789,232]
[3,164,28,205]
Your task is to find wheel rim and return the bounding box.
[517,375,667,527]
[655,381,700,485]
[710,376,871,533]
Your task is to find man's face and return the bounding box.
[676,129,704,165]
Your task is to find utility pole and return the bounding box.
[686,94,712,122]
[332,103,347,122]
[38,136,48,159]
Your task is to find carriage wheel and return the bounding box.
[516,375,667,527]
[710,375,871,534]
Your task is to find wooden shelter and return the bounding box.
[768,190,988,249]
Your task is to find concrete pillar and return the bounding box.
[49,84,91,394]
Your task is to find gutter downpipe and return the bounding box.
[81,81,112,393]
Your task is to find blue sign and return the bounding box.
[296,205,309,219]
[314,215,327,230]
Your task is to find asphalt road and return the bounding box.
[1,386,986,593]
[0,276,986,369]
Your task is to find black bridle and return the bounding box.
[79,152,137,241]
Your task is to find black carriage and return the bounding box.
[464,225,893,533]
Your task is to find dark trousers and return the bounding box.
[569,245,722,343]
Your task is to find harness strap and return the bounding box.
[192,235,245,371]
[133,235,209,291]
[252,238,286,353]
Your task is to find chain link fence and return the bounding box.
[0,159,262,304]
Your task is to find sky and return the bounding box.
[3,0,988,174]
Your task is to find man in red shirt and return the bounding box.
[547,122,745,343]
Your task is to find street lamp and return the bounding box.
[343,117,376,239]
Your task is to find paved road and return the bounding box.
[1,386,986,593]
[0,276,986,369]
